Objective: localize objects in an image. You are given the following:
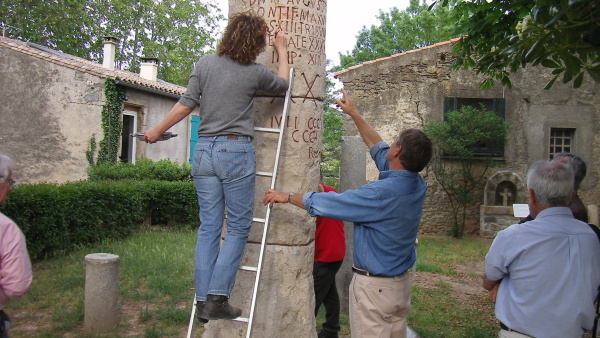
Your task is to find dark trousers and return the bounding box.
[0,310,10,338]
[313,260,343,335]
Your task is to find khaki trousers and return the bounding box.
[349,271,410,338]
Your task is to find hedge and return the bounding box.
[0,180,198,260]
[87,158,192,182]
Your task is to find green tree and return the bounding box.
[423,105,509,238]
[337,0,457,70]
[433,0,600,89]
[321,61,343,188]
[0,0,223,86]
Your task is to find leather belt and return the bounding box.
[225,135,239,139]
[500,322,530,336]
[352,266,404,278]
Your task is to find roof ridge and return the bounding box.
[333,37,462,77]
[0,36,186,96]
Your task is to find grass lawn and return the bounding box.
[6,228,497,337]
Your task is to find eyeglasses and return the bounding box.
[8,179,16,189]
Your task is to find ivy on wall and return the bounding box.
[97,79,125,163]
[85,134,96,165]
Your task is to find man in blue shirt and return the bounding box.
[263,89,432,337]
[484,160,600,338]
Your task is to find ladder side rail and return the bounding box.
[268,67,295,191]
[245,67,294,338]
[186,294,198,338]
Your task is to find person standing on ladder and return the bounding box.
[144,13,289,322]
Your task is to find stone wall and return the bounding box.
[0,46,184,184]
[0,47,106,184]
[335,41,600,237]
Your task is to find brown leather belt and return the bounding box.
[226,135,238,139]
[352,266,405,278]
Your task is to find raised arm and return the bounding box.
[335,89,382,150]
[273,31,289,82]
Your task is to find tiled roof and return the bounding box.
[333,37,462,77]
[0,36,187,96]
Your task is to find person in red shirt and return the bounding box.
[313,178,346,338]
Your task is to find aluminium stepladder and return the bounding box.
[187,67,294,338]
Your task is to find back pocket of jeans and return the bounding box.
[191,147,206,177]
[215,148,252,179]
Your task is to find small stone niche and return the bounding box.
[480,171,527,238]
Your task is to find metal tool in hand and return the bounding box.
[131,132,178,141]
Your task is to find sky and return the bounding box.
[210,0,411,66]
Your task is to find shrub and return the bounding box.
[87,158,191,182]
[0,180,197,260]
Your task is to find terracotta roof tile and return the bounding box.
[0,36,186,96]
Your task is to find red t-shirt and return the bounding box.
[314,184,346,262]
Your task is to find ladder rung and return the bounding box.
[239,265,258,272]
[256,171,273,177]
[232,316,250,323]
[253,217,266,223]
[254,126,280,133]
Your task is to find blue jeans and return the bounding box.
[191,136,255,301]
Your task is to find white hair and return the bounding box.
[527,160,574,206]
[0,155,13,183]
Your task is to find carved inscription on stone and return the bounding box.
[250,0,326,67]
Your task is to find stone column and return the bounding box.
[202,0,327,337]
[83,253,120,334]
[337,136,366,311]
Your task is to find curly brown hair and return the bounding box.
[217,13,268,65]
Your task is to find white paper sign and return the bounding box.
[512,204,530,218]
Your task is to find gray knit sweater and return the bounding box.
[179,53,288,138]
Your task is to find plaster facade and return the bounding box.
[334,39,600,236]
[0,36,193,184]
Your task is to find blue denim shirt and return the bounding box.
[303,141,426,276]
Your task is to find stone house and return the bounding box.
[334,38,600,236]
[0,36,198,184]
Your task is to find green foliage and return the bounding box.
[136,180,198,226]
[1,181,143,260]
[321,60,343,185]
[97,79,125,163]
[434,0,600,89]
[0,180,197,260]
[337,0,457,70]
[8,229,198,336]
[321,110,343,179]
[85,134,96,165]
[423,105,509,237]
[0,0,222,86]
[88,158,191,181]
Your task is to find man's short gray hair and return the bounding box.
[527,160,574,206]
[0,155,13,184]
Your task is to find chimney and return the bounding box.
[102,36,119,70]
[140,57,160,81]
